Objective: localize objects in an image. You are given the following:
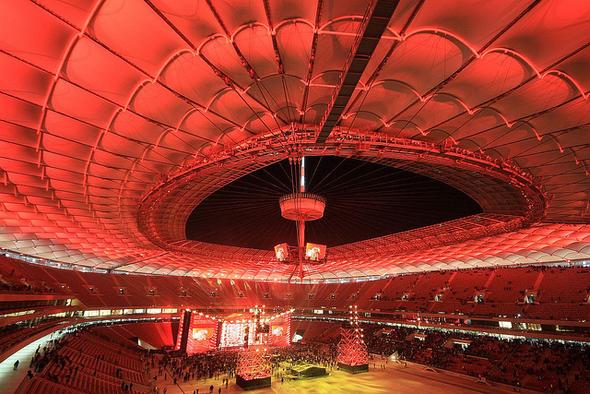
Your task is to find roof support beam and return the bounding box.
[315,0,399,143]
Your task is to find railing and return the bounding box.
[278,192,327,205]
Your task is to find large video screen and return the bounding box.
[219,315,291,348]
[186,317,218,355]
[305,242,326,261]
[292,330,304,343]
[269,314,291,347]
[192,327,214,341]
[274,243,289,262]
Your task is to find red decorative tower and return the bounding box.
[235,305,273,389]
[337,305,369,373]
[236,346,271,389]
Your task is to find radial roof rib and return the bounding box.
[316,0,400,143]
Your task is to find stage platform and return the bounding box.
[236,375,271,390]
[288,363,327,379]
[338,362,368,374]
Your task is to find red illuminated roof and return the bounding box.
[0,1,590,280]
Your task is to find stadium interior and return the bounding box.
[1,0,590,393]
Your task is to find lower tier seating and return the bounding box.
[16,329,152,394]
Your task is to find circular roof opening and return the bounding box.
[186,156,482,249]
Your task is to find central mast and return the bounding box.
[278,157,326,281]
[297,157,306,279]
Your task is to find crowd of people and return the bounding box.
[269,342,337,383]
[271,342,337,368]
[0,318,67,356]
[147,326,590,393]
[363,325,590,393]
[13,326,83,388]
[11,323,342,394]
[154,342,339,392]
[156,351,238,386]
[8,320,590,394]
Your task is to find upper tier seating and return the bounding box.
[485,268,540,303]
[0,255,71,295]
[537,268,590,303]
[1,256,588,321]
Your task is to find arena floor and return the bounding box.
[162,361,537,394]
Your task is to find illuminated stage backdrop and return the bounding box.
[219,309,293,349]
[175,311,219,355]
[178,309,293,354]
[219,320,250,348]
